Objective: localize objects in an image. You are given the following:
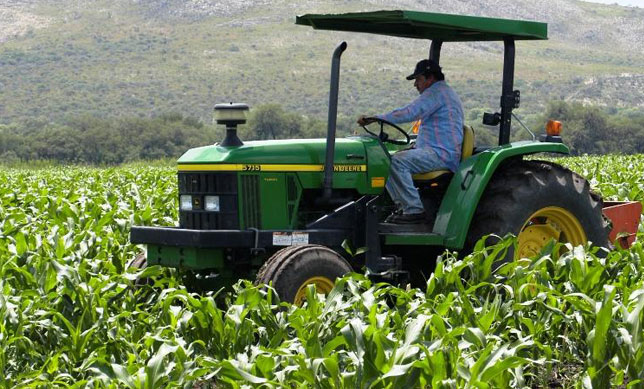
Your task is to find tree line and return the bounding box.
[0,101,642,165]
[540,101,644,155]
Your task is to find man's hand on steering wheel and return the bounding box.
[357,116,411,145]
[357,115,377,127]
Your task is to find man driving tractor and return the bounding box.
[358,59,464,224]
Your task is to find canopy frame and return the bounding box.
[297,10,547,145]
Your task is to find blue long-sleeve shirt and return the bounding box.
[377,81,464,172]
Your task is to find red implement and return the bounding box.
[602,201,643,249]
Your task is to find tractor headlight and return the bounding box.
[180,195,193,211]
[204,195,220,212]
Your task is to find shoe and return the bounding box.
[384,208,403,223]
[389,212,427,224]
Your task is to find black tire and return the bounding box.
[255,244,353,304]
[126,252,151,286]
[127,252,148,270]
[465,159,610,260]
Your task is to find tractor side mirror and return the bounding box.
[482,112,501,126]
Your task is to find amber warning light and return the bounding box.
[539,119,564,143]
[411,120,421,134]
[546,120,562,136]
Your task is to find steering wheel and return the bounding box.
[361,117,411,145]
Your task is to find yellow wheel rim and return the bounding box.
[516,206,586,259]
[294,276,335,306]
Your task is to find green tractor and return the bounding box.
[130,10,641,304]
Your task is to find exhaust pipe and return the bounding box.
[323,41,347,200]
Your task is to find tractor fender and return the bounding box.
[433,140,569,249]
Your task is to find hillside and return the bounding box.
[0,0,643,128]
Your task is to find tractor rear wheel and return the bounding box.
[466,160,609,260]
[255,244,352,305]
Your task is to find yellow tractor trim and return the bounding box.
[177,163,366,172]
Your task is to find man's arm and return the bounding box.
[377,91,441,124]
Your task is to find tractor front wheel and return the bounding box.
[255,244,352,305]
[466,160,610,260]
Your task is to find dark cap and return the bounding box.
[406,59,442,80]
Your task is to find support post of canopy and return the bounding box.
[499,39,516,145]
[429,40,443,64]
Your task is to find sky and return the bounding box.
[583,0,644,6]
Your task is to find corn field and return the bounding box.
[0,155,643,388]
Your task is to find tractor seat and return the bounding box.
[412,125,475,182]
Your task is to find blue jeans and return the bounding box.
[386,148,447,214]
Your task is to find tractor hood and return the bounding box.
[177,137,370,165]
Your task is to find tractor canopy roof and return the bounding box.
[295,10,547,41]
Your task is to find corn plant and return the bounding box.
[0,155,642,388]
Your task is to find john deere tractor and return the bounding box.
[130,10,640,304]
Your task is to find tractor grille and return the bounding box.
[241,174,261,228]
[287,175,297,222]
[178,172,239,229]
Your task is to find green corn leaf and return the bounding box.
[590,285,617,387]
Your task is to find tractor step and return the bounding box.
[378,222,444,246]
[378,222,432,233]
